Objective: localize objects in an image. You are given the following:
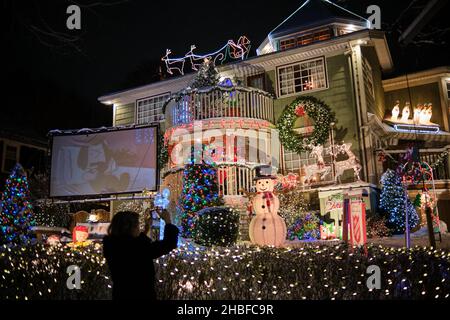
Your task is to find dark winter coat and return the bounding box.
[103,224,179,300]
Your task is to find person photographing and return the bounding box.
[103,208,179,300]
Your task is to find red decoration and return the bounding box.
[72,226,89,243]
[278,173,299,190]
[295,105,306,117]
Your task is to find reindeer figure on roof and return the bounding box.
[161,49,186,75]
[185,45,203,71]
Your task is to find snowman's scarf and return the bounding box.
[259,191,274,213]
[247,192,275,217]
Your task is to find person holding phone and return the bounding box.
[103,209,179,300]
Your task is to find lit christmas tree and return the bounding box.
[190,58,220,89]
[178,161,223,238]
[379,169,419,234]
[0,164,35,244]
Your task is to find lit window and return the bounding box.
[279,29,331,51]
[136,93,170,124]
[277,57,327,97]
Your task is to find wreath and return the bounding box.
[276,96,335,154]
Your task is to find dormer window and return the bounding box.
[257,0,370,56]
[279,28,332,51]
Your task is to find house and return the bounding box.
[0,129,48,189]
[98,0,450,231]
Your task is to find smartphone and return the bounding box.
[151,211,160,220]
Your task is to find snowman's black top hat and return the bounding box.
[253,165,277,181]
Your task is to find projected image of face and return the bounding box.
[50,127,157,197]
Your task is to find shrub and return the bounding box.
[366,215,392,238]
[288,212,321,240]
[192,207,240,247]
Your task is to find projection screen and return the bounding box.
[50,126,157,197]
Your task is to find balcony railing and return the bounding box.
[167,87,274,127]
[218,165,256,196]
[383,147,450,181]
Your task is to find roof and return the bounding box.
[99,29,393,105]
[269,0,369,39]
[0,128,48,149]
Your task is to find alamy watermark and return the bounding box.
[66,5,81,30]
[366,265,381,290]
[66,265,81,290]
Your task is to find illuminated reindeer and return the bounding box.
[303,144,331,185]
[161,49,186,75]
[186,45,204,71]
[327,142,362,183]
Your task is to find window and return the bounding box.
[280,38,296,51]
[277,57,327,97]
[279,29,331,51]
[362,57,375,100]
[283,135,333,184]
[247,74,265,91]
[136,93,170,124]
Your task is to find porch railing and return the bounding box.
[170,87,274,126]
[382,146,450,181]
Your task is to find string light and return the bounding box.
[162,36,251,75]
[0,164,35,244]
[1,241,449,300]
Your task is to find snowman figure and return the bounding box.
[248,165,287,247]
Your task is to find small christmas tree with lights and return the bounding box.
[190,58,220,89]
[379,169,419,234]
[0,164,35,244]
[178,160,223,238]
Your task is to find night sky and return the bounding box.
[2,0,449,139]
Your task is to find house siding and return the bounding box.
[361,46,385,120]
[267,54,360,182]
[114,103,135,126]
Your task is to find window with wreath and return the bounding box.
[282,120,332,171]
[136,93,170,124]
[277,57,327,97]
